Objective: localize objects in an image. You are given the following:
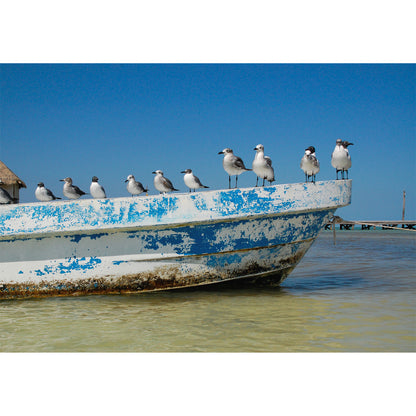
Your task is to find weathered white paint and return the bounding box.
[0,180,352,299]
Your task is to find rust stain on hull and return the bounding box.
[0,250,305,300]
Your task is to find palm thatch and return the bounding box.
[0,160,27,188]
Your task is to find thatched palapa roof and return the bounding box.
[0,160,27,188]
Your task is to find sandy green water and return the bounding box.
[1,230,415,352]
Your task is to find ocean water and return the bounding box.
[0,230,415,352]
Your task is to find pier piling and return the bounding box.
[325,220,416,231]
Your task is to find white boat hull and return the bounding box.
[0,180,351,299]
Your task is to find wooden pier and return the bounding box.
[325,220,416,230]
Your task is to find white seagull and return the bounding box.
[331,139,353,179]
[35,182,61,201]
[90,176,106,199]
[252,144,275,186]
[60,177,87,200]
[152,170,179,194]
[218,148,251,189]
[300,146,320,183]
[0,180,17,204]
[181,169,209,192]
[125,174,148,196]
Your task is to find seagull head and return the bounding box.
[60,177,72,184]
[305,146,316,154]
[181,169,192,174]
[37,182,45,187]
[152,170,163,176]
[218,148,233,155]
[125,174,135,183]
[92,176,99,182]
[254,144,264,151]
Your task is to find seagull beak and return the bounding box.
[218,151,224,155]
[152,171,156,174]
[124,179,128,183]
[181,171,186,173]
[59,179,64,182]
[253,147,257,150]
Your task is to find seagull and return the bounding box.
[60,177,87,200]
[90,176,106,199]
[0,180,17,204]
[331,139,353,179]
[218,148,251,189]
[125,174,148,196]
[181,169,209,192]
[35,182,61,201]
[300,146,320,183]
[152,170,179,194]
[252,144,275,186]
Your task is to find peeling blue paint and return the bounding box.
[69,233,109,243]
[0,181,351,295]
[32,257,103,276]
[0,180,351,237]
[1,208,336,264]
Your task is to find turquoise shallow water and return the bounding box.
[1,230,415,352]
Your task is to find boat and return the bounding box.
[0,179,352,299]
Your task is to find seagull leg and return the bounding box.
[346,170,349,179]
[228,176,231,189]
[256,176,258,187]
[262,178,265,187]
[235,175,238,188]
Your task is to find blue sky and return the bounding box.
[1,64,415,220]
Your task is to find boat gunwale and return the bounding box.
[0,179,351,210]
